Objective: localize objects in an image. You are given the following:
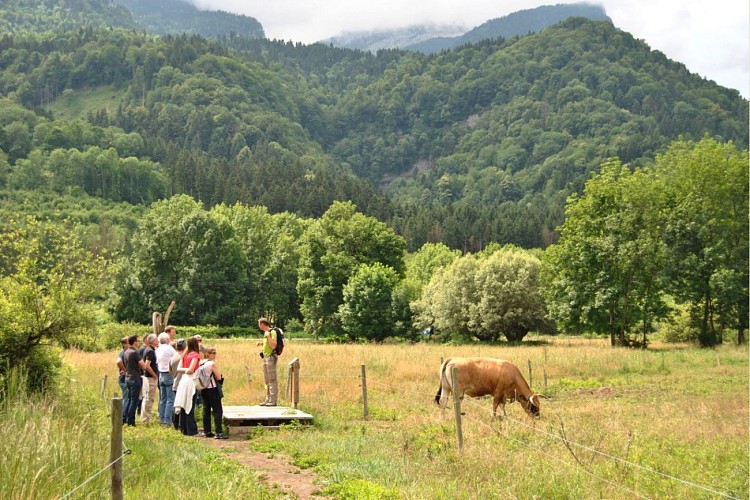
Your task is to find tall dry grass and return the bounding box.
[0,369,111,499]
[62,337,749,498]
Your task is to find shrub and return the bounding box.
[658,306,700,343]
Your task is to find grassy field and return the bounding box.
[49,85,126,121]
[6,337,747,498]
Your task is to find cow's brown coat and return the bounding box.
[435,357,540,419]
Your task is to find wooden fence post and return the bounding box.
[244,365,252,387]
[527,359,533,389]
[110,396,123,500]
[101,374,108,400]
[451,366,463,450]
[287,357,300,409]
[286,364,292,401]
[361,364,369,420]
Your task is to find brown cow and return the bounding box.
[435,357,540,419]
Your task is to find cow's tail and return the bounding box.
[435,358,451,405]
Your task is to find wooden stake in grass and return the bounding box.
[288,357,300,409]
[451,366,464,450]
[361,364,369,420]
[244,365,252,387]
[110,396,123,500]
[527,359,533,389]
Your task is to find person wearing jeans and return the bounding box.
[155,332,176,425]
[122,335,148,426]
[116,337,130,412]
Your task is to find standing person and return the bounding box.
[116,337,130,411]
[169,339,187,430]
[200,347,227,439]
[191,335,206,408]
[139,333,159,424]
[194,335,207,355]
[256,317,278,406]
[165,325,176,345]
[122,335,149,426]
[175,337,201,436]
[155,332,176,426]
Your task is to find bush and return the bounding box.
[0,342,62,396]
[657,307,699,343]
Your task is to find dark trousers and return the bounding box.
[123,377,142,426]
[178,393,199,436]
[201,387,223,435]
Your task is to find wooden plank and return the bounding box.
[223,405,313,432]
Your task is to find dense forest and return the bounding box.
[0,0,747,388]
[0,13,745,250]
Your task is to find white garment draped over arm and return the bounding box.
[173,373,196,415]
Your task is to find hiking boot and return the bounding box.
[204,432,215,438]
[215,433,228,440]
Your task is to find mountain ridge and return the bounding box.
[114,0,264,38]
[321,3,611,53]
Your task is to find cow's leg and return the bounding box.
[493,396,507,418]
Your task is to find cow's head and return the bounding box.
[519,393,541,418]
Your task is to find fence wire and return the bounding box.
[60,440,131,499]
[357,372,740,500]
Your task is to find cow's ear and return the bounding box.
[518,394,528,403]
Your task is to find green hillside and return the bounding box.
[0,6,746,253]
[0,0,137,33]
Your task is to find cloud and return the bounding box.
[187,0,749,97]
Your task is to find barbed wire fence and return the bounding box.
[59,395,130,499]
[288,361,741,500]
[61,358,741,499]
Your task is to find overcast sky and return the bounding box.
[188,0,749,98]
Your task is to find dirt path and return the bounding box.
[207,434,329,499]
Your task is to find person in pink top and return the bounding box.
[176,337,201,436]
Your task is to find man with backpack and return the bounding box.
[256,317,283,406]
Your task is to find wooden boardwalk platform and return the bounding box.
[223,405,314,433]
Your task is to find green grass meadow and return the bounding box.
[2,338,747,498]
[49,85,126,121]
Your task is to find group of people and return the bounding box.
[115,317,283,439]
[116,327,227,439]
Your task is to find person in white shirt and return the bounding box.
[155,332,177,426]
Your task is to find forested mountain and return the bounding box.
[0,11,746,253]
[323,3,610,54]
[0,0,264,39]
[0,0,138,33]
[114,0,264,38]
